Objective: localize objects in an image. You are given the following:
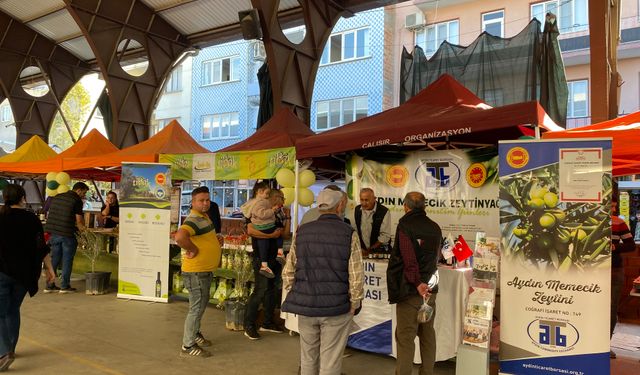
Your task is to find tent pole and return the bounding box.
[292,160,300,238]
[535,125,541,139]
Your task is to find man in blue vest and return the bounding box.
[282,189,364,375]
[43,182,89,294]
[353,187,392,256]
[387,191,442,375]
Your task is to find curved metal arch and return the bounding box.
[252,0,346,125]
[64,0,190,148]
[0,10,90,147]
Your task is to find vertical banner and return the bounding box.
[498,139,612,375]
[345,148,500,247]
[118,163,172,303]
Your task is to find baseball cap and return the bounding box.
[317,189,343,209]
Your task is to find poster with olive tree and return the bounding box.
[498,139,612,375]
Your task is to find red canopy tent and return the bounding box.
[0,129,118,179]
[219,108,314,152]
[542,111,640,176]
[295,74,562,159]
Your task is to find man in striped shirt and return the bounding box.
[610,197,636,358]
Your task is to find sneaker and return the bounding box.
[260,323,284,334]
[0,353,14,371]
[59,287,77,294]
[259,266,275,279]
[194,332,212,347]
[276,250,286,266]
[43,285,61,293]
[244,327,261,340]
[180,344,211,358]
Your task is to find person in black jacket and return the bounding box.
[353,187,392,256]
[387,192,442,375]
[0,184,56,371]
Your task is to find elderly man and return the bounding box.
[282,189,364,375]
[353,187,392,255]
[387,192,442,375]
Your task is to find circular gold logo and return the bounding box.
[466,163,487,188]
[386,165,409,187]
[506,147,529,169]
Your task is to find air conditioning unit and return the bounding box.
[405,12,426,29]
[252,42,266,60]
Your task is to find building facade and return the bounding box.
[151,56,194,135]
[0,99,16,153]
[388,0,640,129]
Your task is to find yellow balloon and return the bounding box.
[298,169,316,188]
[46,172,58,181]
[281,188,295,206]
[276,168,295,188]
[299,188,314,207]
[57,184,70,194]
[55,172,71,185]
[46,188,58,197]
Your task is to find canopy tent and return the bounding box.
[64,120,209,181]
[0,129,118,179]
[219,108,314,152]
[295,74,562,159]
[542,111,640,176]
[0,135,56,164]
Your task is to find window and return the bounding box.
[202,56,241,85]
[482,10,504,37]
[531,0,588,33]
[415,20,459,56]
[152,117,178,135]
[165,65,182,92]
[320,27,370,65]
[202,112,240,140]
[567,80,588,118]
[316,96,368,130]
[1,106,12,122]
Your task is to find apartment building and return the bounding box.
[388,0,640,128]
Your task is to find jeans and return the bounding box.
[254,226,276,264]
[244,268,277,329]
[182,272,213,347]
[0,272,27,357]
[395,294,437,375]
[298,313,353,375]
[49,234,78,289]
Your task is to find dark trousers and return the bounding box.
[395,294,437,375]
[244,268,277,329]
[0,272,27,357]
[254,226,276,263]
[610,267,625,337]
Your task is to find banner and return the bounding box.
[498,139,612,375]
[118,163,172,303]
[348,260,393,354]
[345,148,500,247]
[160,147,295,181]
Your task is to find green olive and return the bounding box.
[543,192,559,208]
[528,198,545,210]
[539,213,557,228]
[571,229,587,242]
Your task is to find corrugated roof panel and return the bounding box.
[0,0,65,23]
[28,10,82,42]
[140,0,186,11]
[116,39,143,52]
[160,0,251,35]
[60,37,96,61]
[279,0,302,11]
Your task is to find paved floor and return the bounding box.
[11,278,640,374]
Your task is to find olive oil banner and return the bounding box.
[159,147,295,181]
[345,148,500,247]
[118,163,171,303]
[498,139,612,375]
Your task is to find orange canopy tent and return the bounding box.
[219,108,314,152]
[64,120,209,181]
[295,74,563,159]
[0,129,118,179]
[542,111,640,176]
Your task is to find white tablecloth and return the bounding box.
[282,262,472,361]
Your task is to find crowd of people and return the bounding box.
[0,179,635,374]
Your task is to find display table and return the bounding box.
[87,228,119,254]
[282,261,472,361]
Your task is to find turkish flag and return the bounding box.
[453,235,473,262]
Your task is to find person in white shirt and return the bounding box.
[352,188,392,256]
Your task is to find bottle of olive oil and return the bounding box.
[155,272,161,297]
